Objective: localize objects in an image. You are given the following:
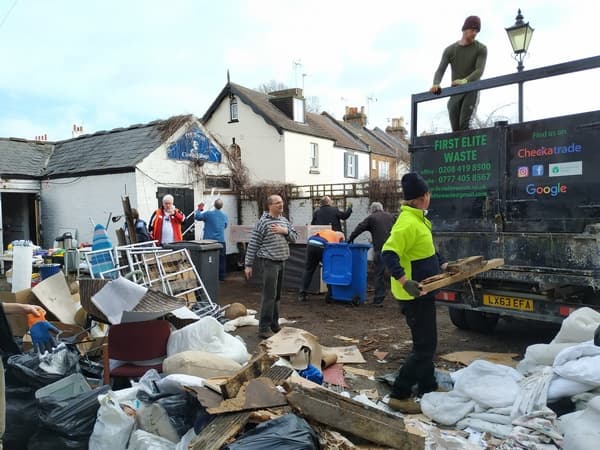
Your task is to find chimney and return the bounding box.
[342,105,367,128]
[268,88,305,122]
[385,117,408,142]
[72,124,84,138]
[34,134,48,141]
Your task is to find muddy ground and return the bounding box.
[219,269,561,389]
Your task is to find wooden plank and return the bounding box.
[285,382,425,450]
[189,411,252,450]
[220,351,278,399]
[446,256,484,273]
[421,258,504,293]
[208,377,288,414]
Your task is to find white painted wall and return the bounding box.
[205,98,285,183]
[40,172,137,247]
[332,148,370,182]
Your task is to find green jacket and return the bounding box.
[382,205,440,300]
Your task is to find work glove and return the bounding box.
[403,280,423,298]
[347,202,353,209]
[451,78,468,86]
[28,312,59,353]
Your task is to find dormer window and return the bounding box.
[229,97,238,122]
[293,97,305,123]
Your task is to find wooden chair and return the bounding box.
[102,319,171,386]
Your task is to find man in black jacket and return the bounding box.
[311,196,352,232]
[348,202,395,306]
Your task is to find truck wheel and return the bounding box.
[448,307,470,330]
[465,310,499,333]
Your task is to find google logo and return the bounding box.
[525,183,567,197]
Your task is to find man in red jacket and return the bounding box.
[149,194,185,245]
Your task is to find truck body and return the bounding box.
[411,110,600,330]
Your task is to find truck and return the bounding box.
[409,56,600,331]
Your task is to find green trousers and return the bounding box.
[447,91,479,131]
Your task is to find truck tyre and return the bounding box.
[465,310,499,333]
[448,307,470,330]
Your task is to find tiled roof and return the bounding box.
[0,138,53,178]
[372,127,409,160]
[309,113,367,152]
[335,121,398,158]
[203,83,336,141]
[44,121,166,177]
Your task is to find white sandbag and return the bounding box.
[551,307,600,344]
[557,410,583,435]
[547,376,595,402]
[136,402,180,444]
[452,360,523,408]
[562,396,600,450]
[89,393,135,450]
[456,417,513,438]
[128,429,176,450]
[420,390,476,425]
[167,316,250,364]
[162,351,242,379]
[223,314,259,332]
[553,341,600,386]
[516,342,578,375]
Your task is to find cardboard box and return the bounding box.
[0,288,59,337]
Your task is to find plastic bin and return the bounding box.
[39,263,62,280]
[322,243,371,305]
[163,240,223,303]
[34,373,91,401]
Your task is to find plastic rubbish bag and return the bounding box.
[89,393,136,450]
[298,364,323,385]
[6,344,80,388]
[128,429,177,450]
[3,386,38,449]
[223,413,320,450]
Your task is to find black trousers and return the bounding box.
[300,245,323,293]
[391,294,438,398]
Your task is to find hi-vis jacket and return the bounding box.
[382,205,443,300]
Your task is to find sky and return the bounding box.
[0,0,599,142]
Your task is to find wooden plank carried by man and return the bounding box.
[420,256,504,293]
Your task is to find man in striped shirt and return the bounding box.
[244,195,298,339]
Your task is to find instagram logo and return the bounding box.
[518,166,529,177]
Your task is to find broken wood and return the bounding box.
[284,381,425,449]
[208,377,288,414]
[421,258,504,293]
[446,255,484,274]
[220,351,278,399]
[189,411,252,450]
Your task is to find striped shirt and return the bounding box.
[245,212,298,266]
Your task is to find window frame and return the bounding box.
[229,97,239,122]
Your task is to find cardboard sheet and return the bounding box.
[321,345,366,364]
[32,272,80,325]
[91,277,146,324]
[440,350,520,368]
[262,327,322,369]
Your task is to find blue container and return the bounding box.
[322,243,371,305]
[39,263,62,280]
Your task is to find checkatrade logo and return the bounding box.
[517,143,582,158]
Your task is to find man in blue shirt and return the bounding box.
[195,198,228,281]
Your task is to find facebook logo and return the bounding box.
[532,165,544,176]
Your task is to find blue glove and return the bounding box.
[30,321,59,353]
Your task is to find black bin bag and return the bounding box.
[224,413,321,450]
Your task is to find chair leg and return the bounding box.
[102,342,110,386]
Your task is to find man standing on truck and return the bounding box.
[429,15,487,131]
[382,173,447,413]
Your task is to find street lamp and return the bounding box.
[505,9,534,122]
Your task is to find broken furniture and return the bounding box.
[102,319,171,386]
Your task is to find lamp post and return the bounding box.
[505,9,534,122]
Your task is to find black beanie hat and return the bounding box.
[402,173,429,200]
[462,15,481,32]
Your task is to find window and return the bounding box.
[310,143,319,169]
[229,97,238,122]
[344,152,358,178]
[378,160,390,179]
[293,98,305,123]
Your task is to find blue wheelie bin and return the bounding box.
[322,242,371,305]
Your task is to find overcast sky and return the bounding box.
[0,0,598,141]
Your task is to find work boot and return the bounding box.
[298,292,308,302]
[372,297,384,307]
[257,329,274,340]
[271,325,281,333]
[388,397,422,414]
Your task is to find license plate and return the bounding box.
[483,294,534,311]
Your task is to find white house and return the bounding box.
[12,116,231,248]
[202,83,370,186]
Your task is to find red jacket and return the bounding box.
[149,208,185,243]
